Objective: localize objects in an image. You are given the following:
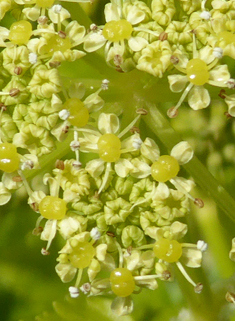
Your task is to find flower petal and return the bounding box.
[98,113,120,134]
[168,74,188,92]
[171,141,194,165]
[188,86,210,110]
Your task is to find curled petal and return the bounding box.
[96,244,107,261]
[111,296,134,316]
[188,86,210,110]
[171,141,194,165]
[170,177,195,193]
[225,94,235,117]
[130,159,151,178]
[115,158,134,178]
[84,33,106,52]
[141,137,160,163]
[209,64,230,83]
[169,221,188,239]
[55,263,77,283]
[48,7,70,23]
[154,182,170,199]
[168,74,188,92]
[128,36,148,51]
[181,247,202,268]
[125,5,146,25]
[85,159,105,178]
[104,3,121,21]
[229,238,235,261]
[98,113,120,134]
[88,258,101,281]
[0,182,11,205]
[22,6,40,21]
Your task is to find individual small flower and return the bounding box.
[78,112,142,192]
[83,0,152,64]
[55,231,114,286]
[167,43,230,114]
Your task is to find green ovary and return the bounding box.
[39,196,67,220]
[153,238,182,263]
[68,242,95,269]
[42,34,71,55]
[186,58,209,86]
[0,143,19,173]
[102,19,133,42]
[98,133,121,162]
[151,155,180,182]
[9,20,32,45]
[64,98,89,127]
[110,268,135,297]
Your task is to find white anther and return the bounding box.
[52,4,62,13]
[70,140,80,151]
[200,11,211,20]
[59,109,70,120]
[80,283,91,294]
[101,79,109,90]
[21,160,34,171]
[90,227,101,241]
[132,137,143,150]
[197,240,208,252]
[29,53,37,64]
[213,47,223,59]
[69,286,79,298]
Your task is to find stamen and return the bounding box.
[134,274,161,281]
[167,83,194,116]
[75,267,83,288]
[176,261,197,287]
[118,114,141,138]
